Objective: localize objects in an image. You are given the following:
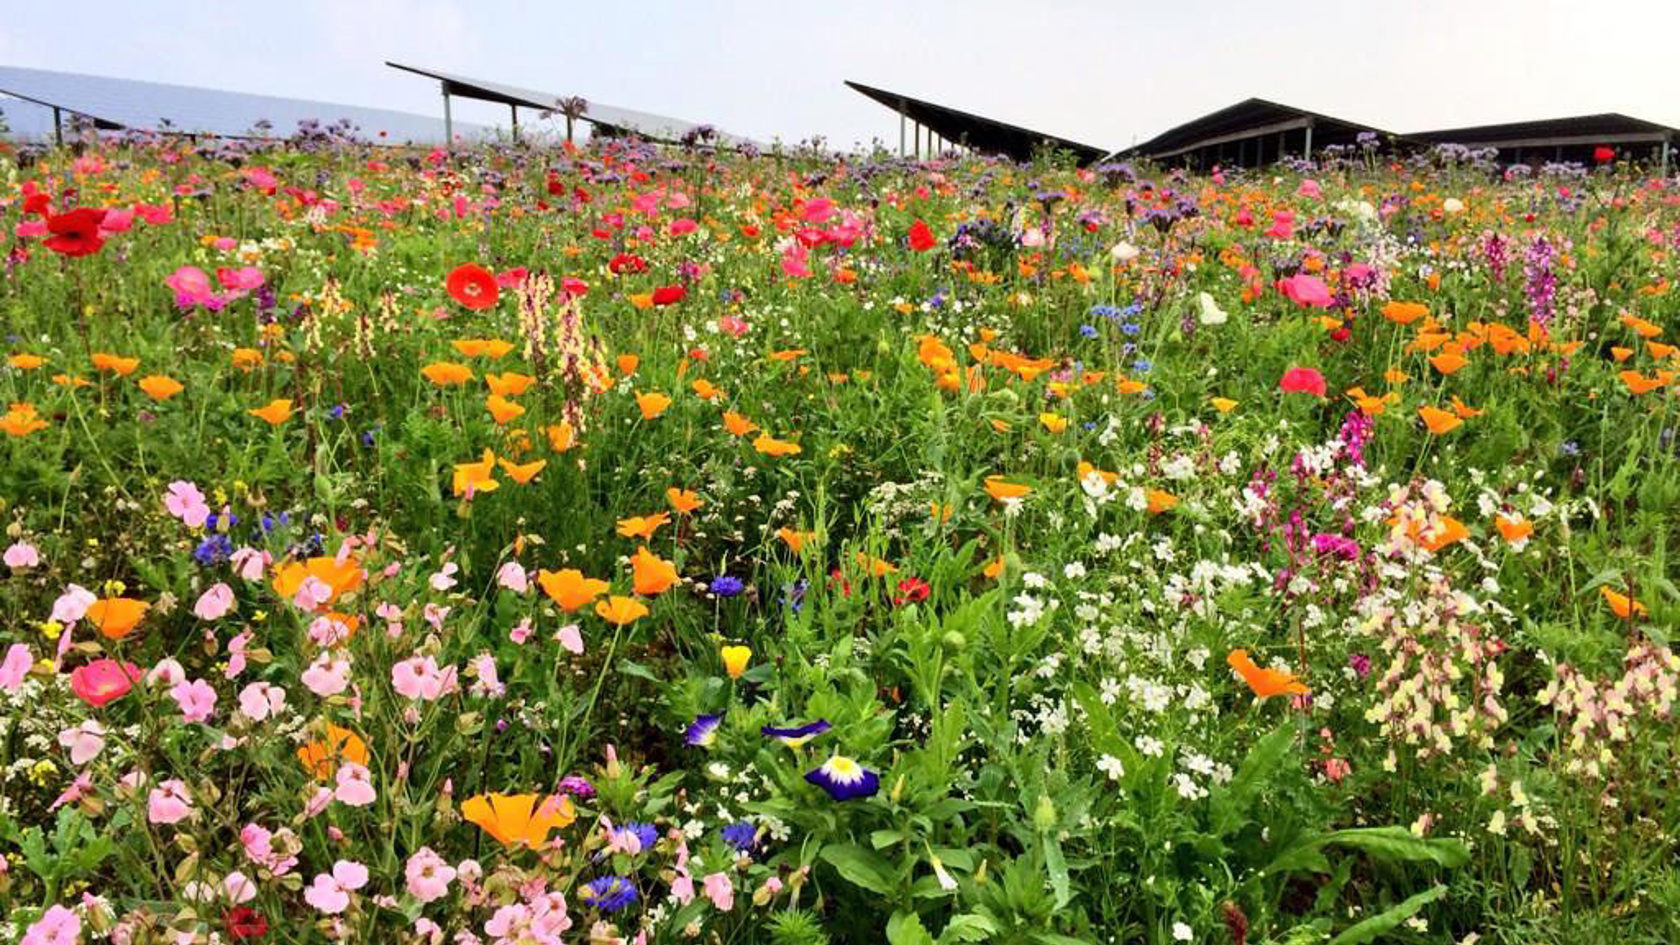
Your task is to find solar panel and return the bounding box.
[386,61,762,149]
[0,65,492,144]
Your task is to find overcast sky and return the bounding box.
[3,0,1677,152]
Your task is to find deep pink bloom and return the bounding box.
[1278,273,1333,307]
[69,659,141,707]
[1278,366,1327,398]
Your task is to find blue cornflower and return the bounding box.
[328,403,346,420]
[613,822,658,854]
[581,875,639,912]
[193,533,233,566]
[1088,303,1120,320]
[1079,324,1098,339]
[1560,441,1580,457]
[710,575,745,597]
[783,580,808,614]
[1119,321,1142,335]
[721,821,758,853]
[1132,359,1152,373]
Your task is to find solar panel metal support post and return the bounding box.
[510,104,518,143]
[1663,138,1671,177]
[898,98,906,156]
[442,86,453,150]
[1304,120,1313,159]
[52,105,62,146]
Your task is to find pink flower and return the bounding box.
[4,541,40,569]
[303,860,368,914]
[702,872,734,912]
[230,547,269,581]
[509,617,534,645]
[1296,178,1322,199]
[165,265,226,309]
[224,871,258,903]
[0,643,31,690]
[51,584,97,625]
[148,779,194,824]
[334,762,377,807]
[718,315,751,337]
[68,659,140,707]
[307,613,354,647]
[293,575,333,610]
[172,678,218,723]
[301,654,350,697]
[225,629,253,680]
[237,681,286,721]
[57,720,107,765]
[217,266,265,292]
[1278,366,1328,398]
[555,623,584,655]
[496,561,529,594]
[163,481,210,527]
[100,207,135,233]
[16,219,47,238]
[148,658,186,688]
[429,562,459,592]
[392,656,448,700]
[194,582,236,620]
[404,847,456,903]
[21,904,80,945]
[1278,273,1333,308]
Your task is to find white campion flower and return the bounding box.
[1197,291,1228,326]
[1110,241,1140,262]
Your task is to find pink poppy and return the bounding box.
[69,659,141,707]
[1278,273,1333,308]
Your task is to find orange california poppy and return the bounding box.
[91,352,139,376]
[485,394,526,424]
[546,421,576,453]
[1382,301,1428,325]
[777,527,813,553]
[271,555,365,607]
[1039,412,1069,433]
[499,457,546,484]
[1146,489,1179,515]
[752,434,802,457]
[1601,586,1648,619]
[722,411,758,436]
[452,449,500,497]
[616,513,670,541]
[666,488,702,514]
[855,552,898,577]
[691,378,721,401]
[1495,514,1533,545]
[85,597,149,639]
[537,568,610,612]
[249,399,294,425]
[1228,649,1309,699]
[1419,515,1470,552]
[485,372,536,397]
[595,595,650,626]
[0,403,49,437]
[984,477,1032,502]
[1418,405,1462,435]
[232,348,263,370]
[1619,370,1668,395]
[1429,349,1468,375]
[616,353,640,376]
[297,724,369,778]
[422,362,474,386]
[636,391,672,420]
[8,353,46,370]
[769,348,807,363]
[1211,397,1239,413]
[1449,396,1483,419]
[461,793,575,849]
[137,375,183,401]
[632,546,679,595]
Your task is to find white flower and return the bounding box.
[1097,754,1125,781]
[1172,921,1194,942]
[1110,241,1140,262]
[1442,197,1465,214]
[1196,292,1228,326]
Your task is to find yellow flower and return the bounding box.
[721,645,752,679]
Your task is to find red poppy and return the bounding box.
[225,906,269,940]
[23,191,52,217]
[1278,366,1327,397]
[43,207,108,257]
[560,277,589,296]
[652,285,686,306]
[908,219,937,252]
[893,576,931,606]
[608,253,648,275]
[445,263,499,310]
[1593,146,1615,165]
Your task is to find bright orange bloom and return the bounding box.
[462,793,576,849]
[1450,396,1483,419]
[769,348,807,363]
[723,411,758,436]
[232,348,263,370]
[1601,586,1648,619]
[0,403,49,437]
[91,352,139,376]
[297,724,369,778]
[485,372,537,397]
[546,421,576,453]
[499,457,546,484]
[1420,515,1470,552]
[636,391,671,420]
[1211,397,1239,413]
[537,569,610,611]
[1611,346,1634,363]
[1382,301,1429,325]
[422,362,474,386]
[85,597,149,639]
[1039,412,1069,433]
[8,353,45,369]
[271,556,366,607]
[1495,514,1533,545]
[137,375,184,401]
[452,449,500,497]
[452,338,514,359]
[1619,370,1668,395]
[776,527,813,553]
[595,595,650,625]
[691,378,721,401]
[616,353,640,376]
[486,394,526,424]
[1146,489,1179,515]
[984,477,1031,502]
[752,433,802,456]
[616,513,670,541]
[1228,649,1309,699]
[632,546,679,595]
[1418,405,1463,435]
[666,488,702,514]
[1429,349,1468,375]
[1076,461,1118,485]
[248,399,294,425]
[855,552,897,577]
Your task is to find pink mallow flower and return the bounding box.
[57,720,107,765]
[194,582,236,621]
[404,847,457,903]
[334,762,377,807]
[237,681,286,721]
[22,904,81,945]
[163,480,210,527]
[304,860,368,914]
[4,540,40,569]
[171,678,219,723]
[148,779,194,824]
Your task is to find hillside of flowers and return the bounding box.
[1,130,1678,945]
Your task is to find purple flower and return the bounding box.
[581,875,638,912]
[557,775,595,799]
[761,719,831,747]
[710,575,745,598]
[685,714,722,747]
[804,755,880,801]
[721,821,758,853]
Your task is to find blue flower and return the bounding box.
[1079,324,1098,339]
[1132,359,1152,374]
[613,822,658,854]
[1120,321,1142,336]
[721,821,758,853]
[685,714,722,747]
[761,719,831,748]
[193,533,233,566]
[710,575,745,597]
[804,755,880,801]
[581,875,639,912]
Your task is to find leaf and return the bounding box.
[820,843,897,896]
[1323,827,1470,868]
[614,660,661,683]
[1030,933,1096,945]
[1042,832,1071,909]
[888,910,936,945]
[938,913,997,944]
[1328,885,1447,945]
[1209,723,1295,836]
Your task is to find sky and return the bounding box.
[2,0,1678,152]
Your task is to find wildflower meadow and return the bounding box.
[3,131,1679,945]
